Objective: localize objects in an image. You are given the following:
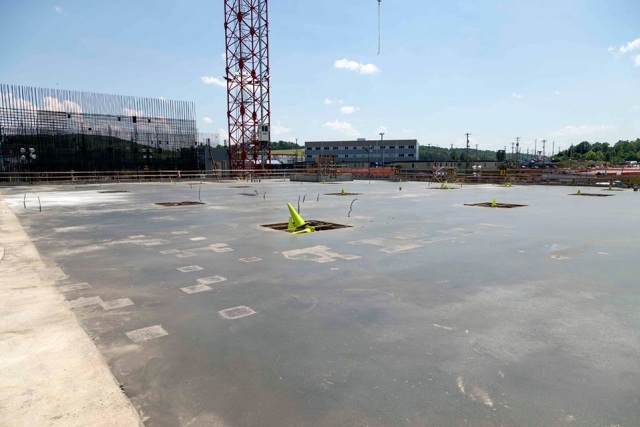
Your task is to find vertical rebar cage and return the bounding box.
[224,0,272,173]
[0,84,198,172]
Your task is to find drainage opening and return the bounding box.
[464,202,527,208]
[99,190,130,194]
[156,201,205,207]
[230,186,251,188]
[569,193,613,197]
[324,193,362,196]
[262,220,352,232]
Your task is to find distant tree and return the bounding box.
[584,150,597,161]
[496,150,506,162]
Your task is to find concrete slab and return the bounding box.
[0,197,141,427]
[1,181,639,427]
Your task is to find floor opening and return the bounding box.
[262,220,352,232]
[156,201,205,207]
[464,202,527,208]
[569,193,614,197]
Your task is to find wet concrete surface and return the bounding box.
[2,180,640,426]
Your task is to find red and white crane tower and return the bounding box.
[224,0,271,173]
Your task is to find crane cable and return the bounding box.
[377,0,382,55]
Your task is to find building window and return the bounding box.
[388,146,395,149]
[409,153,415,157]
[344,146,348,150]
[345,154,349,158]
[315,147,321,150]
[409,145,414,149]
[333,147,338,150]
[380,146,386,149]
[306,147,312,151]
[399,154,405,157]
[306,155,312,158]
[399,145,405,149]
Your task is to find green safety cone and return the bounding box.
[491,198,497,207]
[287,217,294,230]
[341,188,345,195]
[577,189,581,196]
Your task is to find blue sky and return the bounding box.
[1,0,638,152]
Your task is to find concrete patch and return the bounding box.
[100,298,134,310]
[127,235,145,239]
[282,245,361,263]
[209,243,234,253]
[197,276,227,285]
[219,306,256,320]
[125,325,168,343]
[239,257,262,263]
[209,243,229,248]
[181,284,212,294]
[177,265,203,273]
[171,231,188,234]
[59,282,91,293]
[69,296,103,309]
[348,238,422,254]
[160,249,181,255]
[144,241,163,246]
[176,252,197,258]
[190,237,207,241]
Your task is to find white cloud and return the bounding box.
[619,38,640,54]
[634,54,640,67]
[549,125,614,138]
[271,120,291,136]
[376,126,388,134]
[202,117,213,124]
[43,97,82,113]
[334,58,379,74]
[608,46,616,52]
[324,99,343,105]
[511,93,523,99]
[220,53,226,62]
[201,76,226,88]
[324,120,360,137]
[340,106,359,114]
[158,97,169,102]
[54,5,63,13]
[555,91,561,95]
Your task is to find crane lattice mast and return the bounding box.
[224,0,271,173]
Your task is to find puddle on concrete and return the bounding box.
[262,220,352,233]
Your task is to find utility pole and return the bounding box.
[475,143,478,161]
[511,142,515,163]
[542,140,546,162]
[465,133,471,173]
[515,137,520,169]
[552,141,555,158]
[534,139,537,160]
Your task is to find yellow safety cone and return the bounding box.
[286,203,315,233]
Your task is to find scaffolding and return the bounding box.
[0,84,198,172]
